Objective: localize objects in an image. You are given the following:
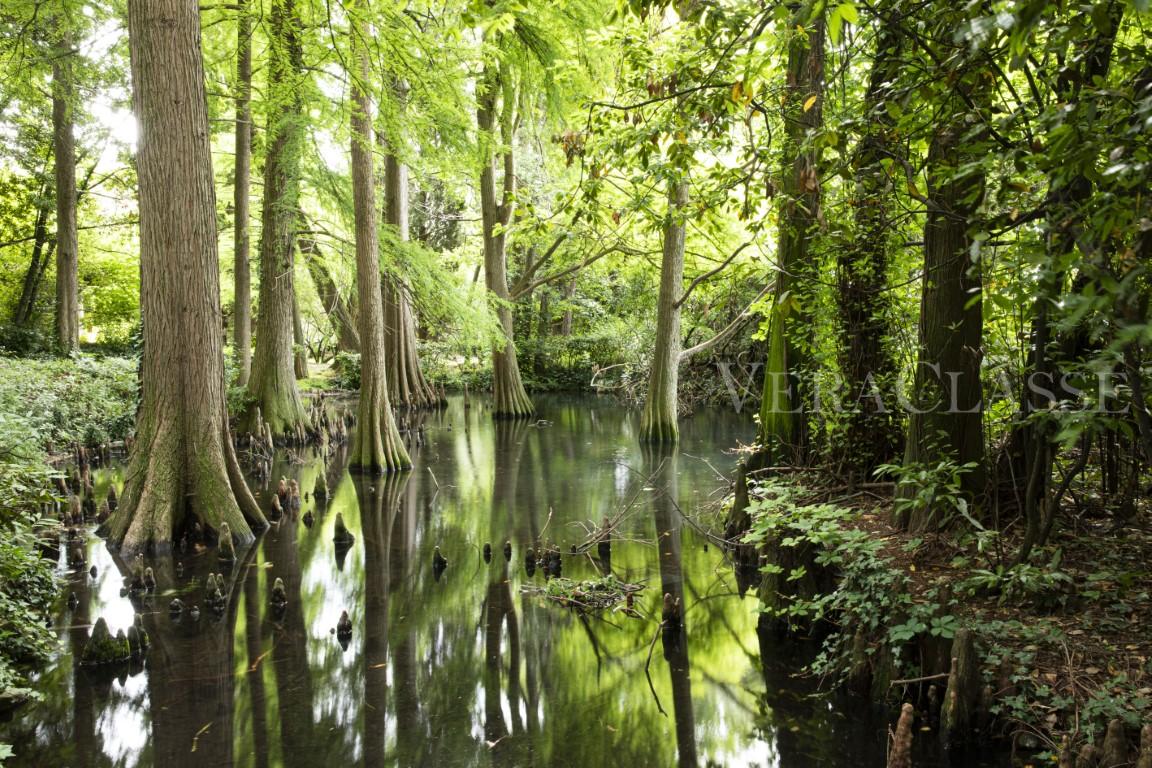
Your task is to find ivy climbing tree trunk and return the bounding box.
[899,65,988,532]
[639,181,688,444]
[757,6,825,465]
[53,22,80,354]
[233,0,253,386]
[727,6,824,539]
[837,8,902,478]
[478,63,533,418]
[379,92,441,408]
[347,7,410,473]
[108,0,266,556]
[245,0,309,436]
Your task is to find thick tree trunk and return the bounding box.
[380,111,440,408]
[53,27,80,354]
[348,18,410,473]
[299,235,359,352]
[900,101,987,532]
[478,64,533,418]
[837,10,902,478]
[757,7,825,464]
[110,0,266,555]
[233,0,254,385]
[639,181,688,444]
[245,0,309,436]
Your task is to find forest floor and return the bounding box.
[841,492,1152,752]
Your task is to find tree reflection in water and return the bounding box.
[2,394,979,768]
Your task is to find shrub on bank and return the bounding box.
[0,356,137,453]
[0,355,139,702]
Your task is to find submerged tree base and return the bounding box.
[102,420,264,556]
[638,415,678,444]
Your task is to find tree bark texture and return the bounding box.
[245,0,309,436]
[901,97,987,531]
[348,15,410,473]
[233,0,254,385]
[757,8,825,464]
[639,180,688,444]
[53,24,80,354]
[478,64,533,418]
[380,109,440,408]
[110,0,266,555]
[837,10,902,477]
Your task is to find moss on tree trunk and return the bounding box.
[232,0,253,386]
[244,0,309,438]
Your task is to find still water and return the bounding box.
[3,395,933,767]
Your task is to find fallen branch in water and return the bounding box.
[520,575,645,615]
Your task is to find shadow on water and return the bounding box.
[0,394,1012,767]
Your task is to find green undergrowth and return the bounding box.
[0,355,140,710]
[742,479,1152,754]
[0,355,137,455]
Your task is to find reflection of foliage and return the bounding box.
[8,396,784,765]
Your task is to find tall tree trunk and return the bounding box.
[1015,2,1123,560]
[726,6,824,539]
[233,0,254,385]
[245,0,308,436]
[348,12,410,473]
[299,234,360,352]
[292,289,308,378]
[379,93,441,408]
[478,64,533,418]
[837,8,901,478]
[534,287,550,376]
[639,180,688,444]
[12,174,53,327]
[110,0,266,555]
[559,279,575,337]
[900,84,988,532]
[757,6,825,464]
[53,24,80,354]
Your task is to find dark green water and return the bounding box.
[0,395,1004,767]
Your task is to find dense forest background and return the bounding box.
[0,0,1150,759]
